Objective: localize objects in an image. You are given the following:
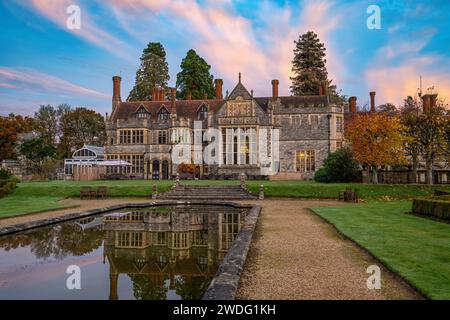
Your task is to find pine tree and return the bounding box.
[176,49,215,100]
[290,31,337,97]
[127,42,170,101]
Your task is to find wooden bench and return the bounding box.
[96,186,108,199]
[80,187,96,200]
[338,188,358,203]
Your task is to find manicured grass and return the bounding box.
[312,201,450,300]
[0,180,447,219]
[0,196,79,218]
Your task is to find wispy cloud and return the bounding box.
[0,66,109,98]
[19,0,135,61]
[106,0,345,96]
[365,28,450,105]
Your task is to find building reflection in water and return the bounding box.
[101,205,247,300]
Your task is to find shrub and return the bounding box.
[0,167,12,180]
[314,148,360,183]
[0,179,17,199]
[314,167,330,183]
[412,197,450,220]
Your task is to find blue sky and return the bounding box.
[1,0,449,116]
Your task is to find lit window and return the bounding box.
[296,150,316,172]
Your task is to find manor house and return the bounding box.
[105,74,346,180]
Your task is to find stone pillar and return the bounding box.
[159,161,162,180]
[240,172,246,189]
[152,185,158,199]
[259,185,265,200]
[370,91,376,113]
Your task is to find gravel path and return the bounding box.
[236,199,421,300]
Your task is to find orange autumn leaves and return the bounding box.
[346,113,410,168]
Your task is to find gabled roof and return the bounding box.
[110,100,225,121]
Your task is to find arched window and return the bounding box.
[198,105,208,120]
[158,107,170,121]
[136,106,149,119]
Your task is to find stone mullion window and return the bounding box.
[250,128,257,165]
[296,150,316,172]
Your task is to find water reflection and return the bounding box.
[0,205,247,300]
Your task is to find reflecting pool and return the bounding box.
[0,205,248,300]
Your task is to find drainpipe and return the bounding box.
[327,114,332,155]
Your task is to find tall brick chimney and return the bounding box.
[112,76,122,112]
[186,91,192,100]
[422,94,431,113]
[370,91,376,112]
[215,79,223,99]
[321,81,329,96]
[271,79,279,98]
[430,94,438,109]
[170,87,177,114]
[348,96,357,113]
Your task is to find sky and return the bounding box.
[1,0,450,116]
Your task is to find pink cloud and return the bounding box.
[107,0,344,96]
[365,33,450,106]
[0,66,109,98]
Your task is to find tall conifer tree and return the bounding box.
[128,42,170,101]
[290,31,337,97]
[176,49,215,100]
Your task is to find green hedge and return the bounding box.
[412,197,450,220]
[0,179,17,199]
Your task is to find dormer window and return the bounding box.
[136,106,149,119]
[198,105,208,120]
[158,106,170,121]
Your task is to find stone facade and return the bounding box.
[105,75,345,180]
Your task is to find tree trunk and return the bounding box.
[412,154,418,184]
[425,159,433,185]
[372,167,379,184]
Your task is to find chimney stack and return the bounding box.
[271,79,279,98]
[170,87,177,113]
[348,96,357,113]
[430,94,438,109]
[112,76,122,112]
[422,94,432,113]
[321,82,328,96]
[370,91,376,112]
[319,84,324,96]
[215,79,223,99]
[186,91,192,100]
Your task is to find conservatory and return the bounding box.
[64,144,105,179]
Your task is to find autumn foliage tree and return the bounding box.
[346,113,409,184]
[0,114,33,161]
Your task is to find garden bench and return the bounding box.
[80,187,93,200]
[96,186,108,199]
[338,188,358,203]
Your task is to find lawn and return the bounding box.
[312,201,450,300]
[0,180,447,219]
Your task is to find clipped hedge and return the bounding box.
[412,197,450,220]
[0,179,17,199]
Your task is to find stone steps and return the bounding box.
[158,185,256,200]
